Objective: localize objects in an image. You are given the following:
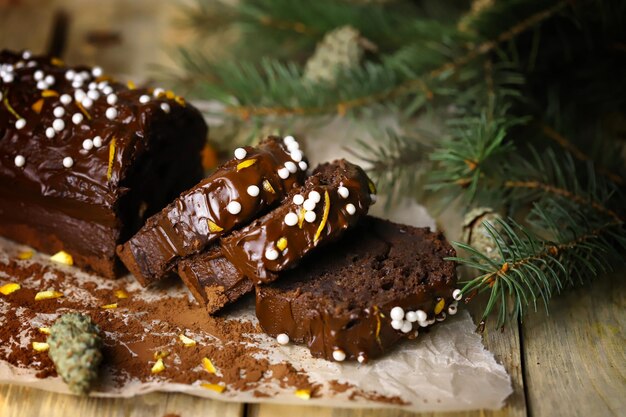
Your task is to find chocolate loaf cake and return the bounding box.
[0,50,207,278]
[117,136,308,286]
[255,217,460,363]
[220,159,375,285]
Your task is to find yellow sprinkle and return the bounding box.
[3,95,22,120]
[276,237,288,251]
[114,289,129,299]
[294,389,311,400]
[373,306,383,348]
[0,283,21,295]
[314,190,330,243]
[179,334,197,347]
[18,250,33,260]
[101,303,118,309]
[165,90,175,99]
[75,100,91,120]
[38,327,51,335]
[208,220,224,233]
[32,342,49,352]
[34,290,63,301]
[262,179,275,194]
[368,180,377,195]
[202,357,217,374]
[107,137,116,181]
[50,57,64,66]
[31,98,44,114]
[236,158,257,172]
[151,358,165,374]
[127,80,136,90]
[201,383,225,393]
[434,298,445,315]
[174,96,186,106]
[153,350,169,360]
[50,251,73,266]
[41,89,59,98]
[298,207,305,229]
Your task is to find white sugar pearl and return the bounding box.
[226,201,242,215]
[22,50,32,59]
[453,289,462,301]
[88,82,97,90]
[283,135,296,145]
[98,81,108,90]
[34,70,44,81]
[102,86,113,95]
[87,90,99,100]
[72,113,83,125]
[52,118,65,132]
[346,203,356,215]
[92,66,103,77]
[75,89,86,103]
[36,80,48,90]
[44,75,55,85]
[390,306,405,321]
[304,211,316,223]
[15,118,26,130]
[105,107,118,120]
[370,194,377,204]
[308,190,321,203]
[332,349,346,362]
[53,107,65,117]
[448,304,458,315]
[265,248,279,261]
[391,320,403,330]
[290,149,303,162]
[338,186,349,199]
[284,212,298,226]
[153,87,164,97]
[160,102,171,113]
[416,310,427,322]
[106,94,118,105]
[62,156,73,168]
[299,161,308,171]
[287,141,299,152]
[45,127,55,138]
[139,95,150,104]
[285,161,297,173]
[65,69,76,80]
[80,70,90,79]
[418,320,429,327]
[81,97,93,108]
[276,333,289,345]
[357,354,366,364]
[293,194,304,205]
[60,94,72,105]
[247,185,260,197]
[14,155,25,167]
[303,199,316,211]
[436,312,447,322]
[93,136,103,147]
[406,311,418,323]
[234,147,247,160]
[3,73,14,83]
[401,321,413,333]
[27,61,37,68]
[277,167,289,179]
[82,139,94,150]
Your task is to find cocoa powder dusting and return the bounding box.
[0,244,403,405]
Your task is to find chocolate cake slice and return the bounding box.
[255,217,460,363]
[0,50,207,278]
[220,159,375,285]
[117,136,308,286]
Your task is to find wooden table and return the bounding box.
[1,2,624,416]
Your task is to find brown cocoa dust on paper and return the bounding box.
[0,251,405,405]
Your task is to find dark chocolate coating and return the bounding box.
[0,50,207,277]
[255,217,458,362]
[220,160,374,284]
[117,136,307,285]
[177,246,253,314]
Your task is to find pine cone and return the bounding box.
[303,26,364,84]
[48,313,103,395]
[462,207,504,261]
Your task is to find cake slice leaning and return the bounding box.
[255,217,460,363]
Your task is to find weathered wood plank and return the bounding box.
[0,384,244,417]
[522,272,626,417]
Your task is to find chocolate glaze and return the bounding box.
[0,50,207,277]
[255,217,458,362]
[221,159,374,284]
[117,136,308,285]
